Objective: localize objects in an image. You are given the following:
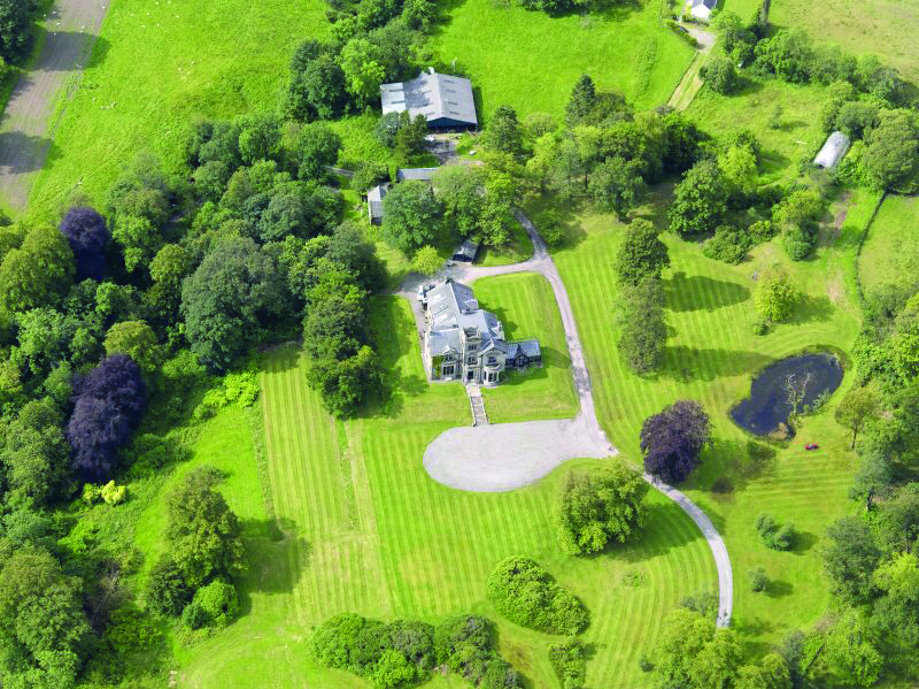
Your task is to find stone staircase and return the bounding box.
[466,384,488,426]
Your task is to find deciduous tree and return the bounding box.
[0,547,90,688]
[614,218,670,286]
[554,465,649,555]
[59,207,109,281]
[166,467,246,589]
[640,400,712,483]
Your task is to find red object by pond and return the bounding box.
[805,443,820,451]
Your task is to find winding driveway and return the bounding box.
[399,213,734,627]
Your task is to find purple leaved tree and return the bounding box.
[67,396,131,483]
[68,354,147,482]
[640,400,712,484]
[59,206,110,281]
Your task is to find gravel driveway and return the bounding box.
[0,0,109,211]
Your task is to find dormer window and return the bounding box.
[467,344,477,351]
[443,353,453,361]
[487,356,497,365]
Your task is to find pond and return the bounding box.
[730,353,844,437]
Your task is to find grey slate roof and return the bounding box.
[426,279,505,356]
[381,71,478,127]
[397,168,438,182]
[691,0,717,9]
[504,339,542,359]
[813,131,851,170]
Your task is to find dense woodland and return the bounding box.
[0,0,917,686]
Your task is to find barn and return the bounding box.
[380,70,478,130]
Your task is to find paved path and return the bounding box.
[0,0,110,211]
[400,212,734,626]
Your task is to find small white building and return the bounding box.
[366,183,389,225]
[689,0,717,21]
[813,131,851,170]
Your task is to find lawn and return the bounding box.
[431,0,695,121]
[27,0,331,216]
[543,184,875,650]
[685,78,829,183]
[171,296,716,688]
[474,272,579,422]
[858,194,919,298]
[768,0,919,84]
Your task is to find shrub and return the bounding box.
[146,557,192,616]
[754,265,798,323]
[100,480,127,505]
[182,579,240,629]
[701,57,739,95]
[748,567,770,592]
[702,225,750,264]
[679,591,720,620]
[487,557,589,635]
[548,637,587,689]
[311,612,521,688]
[756,513,795,551]
[538,209,565,248]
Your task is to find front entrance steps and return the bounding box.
[465,384,488,426]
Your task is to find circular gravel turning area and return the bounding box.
[423,413,615,492]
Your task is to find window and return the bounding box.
[467,356,476,365]
[443,354,453,361]
[442,366,455,377]
[467,344,477,351]
[487,356,497,365]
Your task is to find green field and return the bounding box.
[858,194,919,298]
[685,78,829,183]
[27,0,330,215]
[768,0,919,83]
[432,0,694,119]
[541,185,879,648]
[475,272,578,422]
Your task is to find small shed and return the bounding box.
[813,131,851,170]
[452,239,480,263]
[397,168,438,182]
[689,0,717,20]
[380,70,478,129]
[367,183,389,225]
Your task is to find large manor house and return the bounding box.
[421,279,541,385]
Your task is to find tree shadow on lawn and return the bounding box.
[615,499,708,564]
[238,517,310,610]
[787,293,834,324]
[660,345,772,383]
[733,617,779,658]
[666,271,750,312]
[765,579,794,598]
[790,530,818,555]
[687,438,780,503]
